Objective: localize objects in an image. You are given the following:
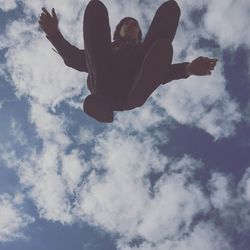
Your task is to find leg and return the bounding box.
[83,0,112,98]
[142,0,181,52]
[127,0,180,108]
[83,0,114,122]
[128,39,173,108]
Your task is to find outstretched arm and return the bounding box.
[164,57,218,83]
[39,7,88,73]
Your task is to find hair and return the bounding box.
[113,17,142,42]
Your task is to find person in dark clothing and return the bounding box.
[39,0,217,123]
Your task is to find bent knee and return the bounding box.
[157,0,181,18]
[86,0,107,13]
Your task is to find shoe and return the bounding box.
[83,94,114,123]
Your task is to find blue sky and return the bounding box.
[0,0,250,250]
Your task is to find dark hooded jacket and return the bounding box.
[46,26,190,110]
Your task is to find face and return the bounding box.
[119,18,140,41]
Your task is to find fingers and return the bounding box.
[52,8,57,19]
[39,15,50,28]
[209,58,217,70]
[190,56,218,76]
[199,57,217,75]
[39,8,51,26]
[41,7,52,18]
[40,7,57,22]
[209,59,218,68]
[204,57,218,72]
[39,7,57,30]
[39,13,48,23]
[203,57,217,64]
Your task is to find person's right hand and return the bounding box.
[186,57,218,76]
[39,7,59,37]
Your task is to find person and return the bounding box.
[39,0,217,123]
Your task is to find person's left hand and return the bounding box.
[39,7,59,37]
[186,56,218,76]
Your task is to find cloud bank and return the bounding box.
[0,193,34,242]
[0,0,17,12]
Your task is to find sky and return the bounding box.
[0,0,250,249]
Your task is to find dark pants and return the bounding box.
[83,0,180,108]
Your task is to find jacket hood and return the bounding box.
[113,17,142,42]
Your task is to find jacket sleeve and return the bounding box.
[46,30,88,73]
[163,62,190,84]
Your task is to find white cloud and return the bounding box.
[14,103,90,223]
[1,19,86,109]
[208,172,233,210]
[61,149,89,193]
[75,131,211,244]
[75,127,95,145]
[154,66,241,139]
[239,167,250,203]
[75,130,168,237]
[114,103,167,133]
[18,143,74,223]
[0,193,34,242]
[16,141,90,224]
[10,119,28,146]
[137,174,209,242]
[0,102,90,223]
[117,222,232,250]
[0,143,21,169]
[203,0,250,49]
[176,0,250,50]
[237,167,250,234]
[29,103,72,145]
[0,0,17,12]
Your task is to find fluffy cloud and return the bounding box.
[75,130,168,237]
[203,0,250,50]
[153,58,241,140]
[14,103,90,223]
[2,29,85,108]
[117,222,232,250]
[0,102,89,223]
[114,103,166,134]
[0,0,17,12]
[0,193,34,242]
[29,103,71,146]
[239,167,250,203]
[61,149,89,193]
[74,126,95,145]
[75,131,210,243]
[136,174,209,242]
[10,119,28,146]
[208,172,233,210]
[176,0,250,50]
